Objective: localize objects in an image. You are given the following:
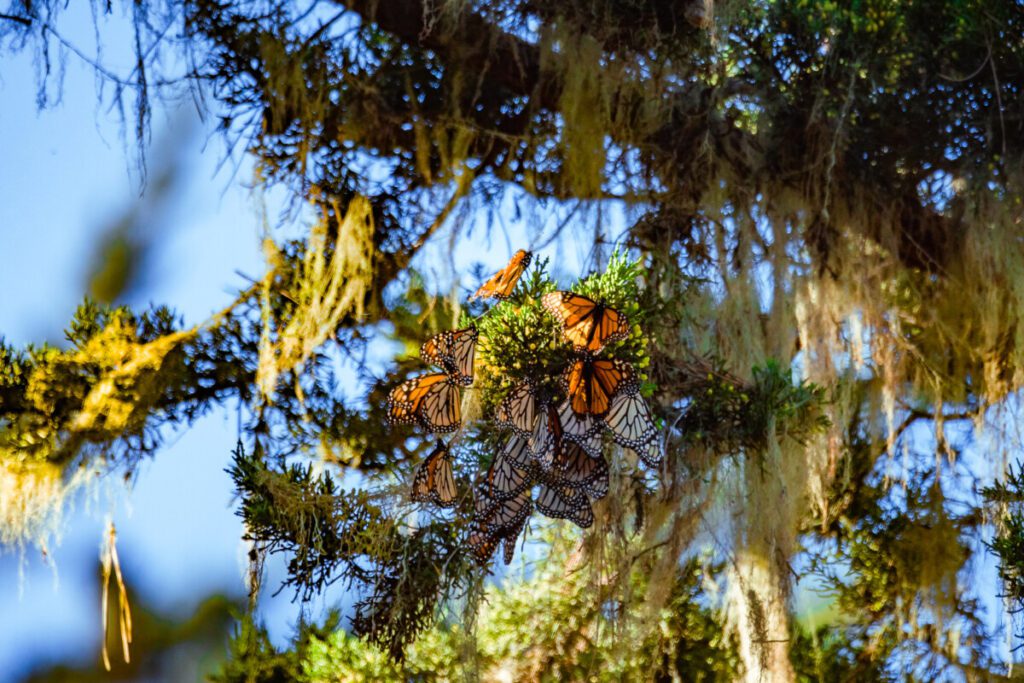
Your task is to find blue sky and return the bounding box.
[0,11,605,677]
[0,19,278,676]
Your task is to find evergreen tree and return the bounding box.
[3,0,1024,679]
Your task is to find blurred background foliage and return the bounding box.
[20,576,241,682]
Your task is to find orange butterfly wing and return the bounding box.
[471,250,532,301]
[467,522,501,564]
[542,292,629,353]
[412,440,458,507]
[420,326,478,385]
[387,373,461,432]
[566,358,632,416]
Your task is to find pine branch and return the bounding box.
[0,13,32,26]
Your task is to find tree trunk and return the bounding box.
[729,552,795,683]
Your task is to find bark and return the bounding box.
[729,553,796,683]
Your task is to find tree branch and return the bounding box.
[339,0,550,106]
[0,12,32,27]
[336,0,957,271]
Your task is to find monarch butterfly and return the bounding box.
[411,440,458,507]
[582,465,609,500]
[551,442,609,500]
[556,399,603,456]
[476,488,533,546]
[527,403,562,465]
[474,482,531,525]
[541,291,630,354]
[470,492,530,566]
[499,435,534,469]
[502,511,529,565]
[502,536,517,565]
[387,373,461,432]
[604,381,657,450]
[474,482,499,519]
[638,437,663,468]
[468,522,500,563]
[535,483,594,529]
[495,381,540,437]
[420,326,478,386]
[471,249,533,301]
[564,427,603,459]
[484,446,535,501]
[564,357,633,417]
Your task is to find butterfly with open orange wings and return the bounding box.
[564,357,633,417]
[471,250,532,301]
[542,291,630,354]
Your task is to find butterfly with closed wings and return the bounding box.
[471,249,533,301]
[494,381,540,437]
[557,399,604,457]
[420,325,478,386]
[469,486,533,564]
[387,372,462,433]
[551,442,609,500]
[526,402,563,466]
[535,482,594,529]
[604,380,657,451]
[411,440,459,507]
[483,445,535,501]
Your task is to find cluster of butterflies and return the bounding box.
[386,250,661,566]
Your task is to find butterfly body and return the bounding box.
[542,291,630,354]
[411,440,458,507]
[420,325,478,386]
[471,250,532,301]
[387,372,462,432]
[564,357,633,417]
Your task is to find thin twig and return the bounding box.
[938,43,991,82]
[987,33,1007,161]
[0,12,31,26]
